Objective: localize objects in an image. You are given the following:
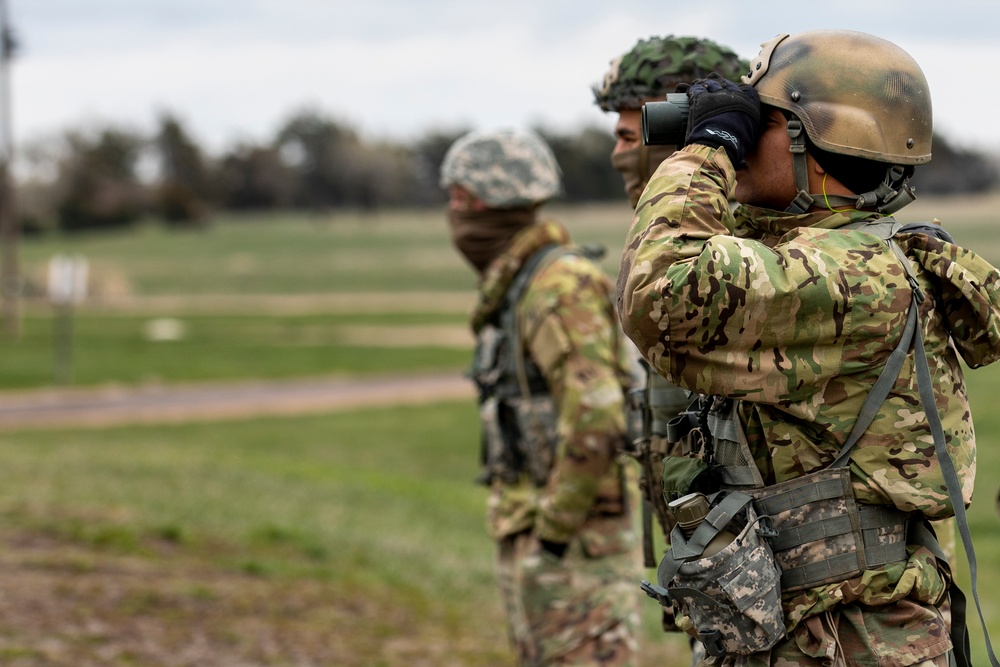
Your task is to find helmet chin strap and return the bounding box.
[782,116,918,215]
[783,118,816,214]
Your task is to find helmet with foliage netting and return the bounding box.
[743,30,932,165]
[593,35,748,111]
[439,129,562,208]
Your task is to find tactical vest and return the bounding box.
[469,244,577,487]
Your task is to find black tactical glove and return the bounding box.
[682,73,760,168]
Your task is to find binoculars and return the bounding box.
[641,92,690,146]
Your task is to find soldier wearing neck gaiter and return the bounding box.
[593,35,748,209]
[441,129,641,667]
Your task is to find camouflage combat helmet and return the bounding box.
[594,35,748,111]
[439,129,562,208]
[743,30,932,165]
[742,30,931,213]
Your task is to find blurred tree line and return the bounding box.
[14,108,1000,234]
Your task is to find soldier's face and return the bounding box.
[734,107,797,210]
[612,109,642,156]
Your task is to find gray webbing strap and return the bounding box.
[657,491,752,581]
[830,302,918,469]
[847,224,997,667]
[719,466,760,487]
[784,119,815,214]
[769,514,854,552]
[501,243,562,399]
[642,499,656,568]
[781,552,865,591]
[830,218,914,469]
[754,475,847,515]
[911,518,972,667]
[913,311,999,667]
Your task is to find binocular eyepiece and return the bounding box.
[641,92,690,147]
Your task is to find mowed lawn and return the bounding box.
[0,197,998,665]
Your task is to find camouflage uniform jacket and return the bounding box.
[472,220,635,553]
[617,145,1000,634]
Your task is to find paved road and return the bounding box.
[0,372,474,430]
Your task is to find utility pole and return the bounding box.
[0,0,17,339]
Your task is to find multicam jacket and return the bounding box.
[472,220,635,553]
[617,145,1000,649]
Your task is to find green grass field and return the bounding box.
[0,385,996,665]
[9,195,1000,391]
[0,197,998,665]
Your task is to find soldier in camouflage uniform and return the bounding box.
[592,32,748,558]
[441,129,641,666]
[616,30,1000,666]
[592,36,748,654]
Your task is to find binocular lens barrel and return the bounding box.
[641,93,690,146]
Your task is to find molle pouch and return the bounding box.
[478,395,520,485]
[509,395,559,487]
[661,456,719,508]
[641,492,785,657]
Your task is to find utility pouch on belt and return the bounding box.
[752,467,908,592]
[478,394,521,485]
[507,395,558,486]
[641,491,784,656]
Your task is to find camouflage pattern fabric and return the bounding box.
[472,220,641,664]
[743,31,932,165]
[616,144,1000,663]
[520,534,641,666]
[700,606,952,667]
[593,35,748,111]
[440,129,562,208]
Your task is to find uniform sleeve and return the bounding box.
[617,144,736,389]
[617,144,887,405]
[521,257,626,544]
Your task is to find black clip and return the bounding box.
[640,580,672,607]
[756,514,779,540]
[699,628,727,657]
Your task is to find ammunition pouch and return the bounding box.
[751,467,909,592]
[477,393,559,487]
[641,491,785,656]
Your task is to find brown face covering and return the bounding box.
[611,143,677,208]
[448,207,536,274]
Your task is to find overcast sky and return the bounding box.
[9,0,1000,157]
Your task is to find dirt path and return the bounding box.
[0,372,474,430]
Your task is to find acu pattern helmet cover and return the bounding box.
[439,129,562,208]
[594,35,748,111]
[743,30,932,165]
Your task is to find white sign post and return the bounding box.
[48,254,88,384]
